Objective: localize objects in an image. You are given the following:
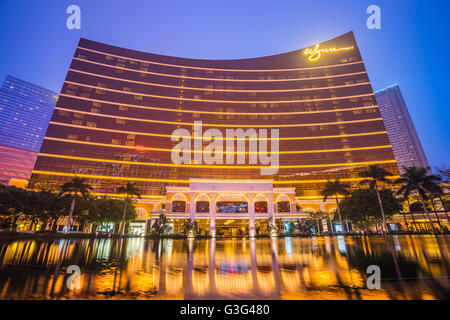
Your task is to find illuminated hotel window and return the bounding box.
[74,113,84,119]
[111,139,122,145]
[172,201,186,213]
[127,134,135,140]
[119,105,128,111]
[90,107,100,113]
[86,121,97,128]
[134,95,143,101]
[67,83,78,90]
[67,134,78,140]
[58,110,69,117]
[123,87,132,92]
[72,119,82,125]
[116,118,126,125]
[95,89,105,95]
[125,140,134,146]
[196,201,209,212]
[105,55,114,61]
[255,201,267,213]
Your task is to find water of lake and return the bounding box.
[0,235,449,299]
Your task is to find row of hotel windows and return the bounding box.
[60,119,365,133]
[62,92,377,113]
[67,77,369,93]
[77,52,361,79]
[64,84,373,103]
[57,108,377,126]
[59,133,378,153]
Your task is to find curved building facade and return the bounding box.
[29,32,398,234]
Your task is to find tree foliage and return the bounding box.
[339,188,402,228]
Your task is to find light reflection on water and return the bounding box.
[0,235,449,300]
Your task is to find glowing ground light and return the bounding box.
[304,44,354,62]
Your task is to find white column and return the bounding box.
[322,219,329,233]
[248,194,255,237]
[290,202,296,213]
[268,193,276,236]
[320,202,325,212]
[189,192,196,222]
[209,193,216,237]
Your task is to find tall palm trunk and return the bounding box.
[120,199,128,236]
[402,210,408,230]
[66,197,76,234]
[438,196,450,224]
[374,185,388,233]
[335,194,344,234]
[430,198,442,229]
[418,193,436,234]
[406,197,417,231]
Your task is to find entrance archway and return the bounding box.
[216,194,248,213]
[276,194,291,213]
[172,193,187,212]
[254,194,268,213]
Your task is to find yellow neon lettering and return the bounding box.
[305,44,354,62]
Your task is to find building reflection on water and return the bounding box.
[0,236,449,300]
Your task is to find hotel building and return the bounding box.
[375,84,430,173]
[0,75,57,186]
[29,32,399,235]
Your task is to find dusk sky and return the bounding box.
[0,0,448,169]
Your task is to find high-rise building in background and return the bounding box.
[0,75,57,185]
[28,32,399,234]
[375,84,429,173]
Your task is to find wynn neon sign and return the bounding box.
[304,44,354,62]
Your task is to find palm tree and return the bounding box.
[435,173,450,225]
[60,177,93,234]
[395,166,441,234]
[308,210,327,235]
[116,182,141,236]
[182,218,199,237]
[358,165,394,233]
[321,179,350,234]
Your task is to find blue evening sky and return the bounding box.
[0,0,448,169]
